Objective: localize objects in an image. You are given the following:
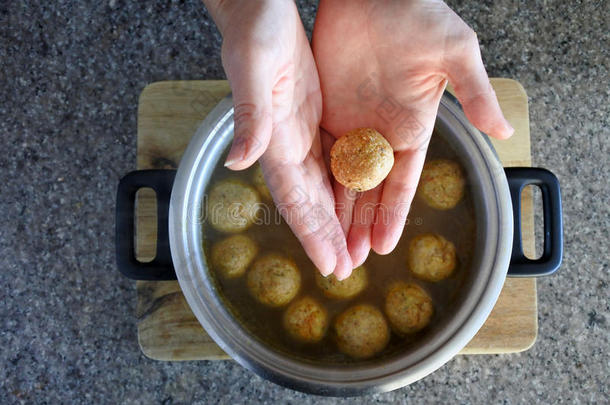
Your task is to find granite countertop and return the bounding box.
[1,0,608,403]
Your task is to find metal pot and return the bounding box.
[116,93,562,396]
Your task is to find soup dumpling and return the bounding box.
[283,296,328,343]
[247,253,301,307]
[315,265,368,299]
[418,159,465,210]
[330,128,394,192]
[251,163,272,201]
[211,234,258,279]
[408,233,457,282]
[334,304,390,359]
[206,179,260,233]
[384,282,434,335]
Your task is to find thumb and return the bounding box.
[223,57,273,170]
[446,32,514,140]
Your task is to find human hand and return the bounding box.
[313,0,514,268]
[204,0,352,277]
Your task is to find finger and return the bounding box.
[332,247,354,281]
[320,128,335,172]
[445,31,514,140]
[333,181,357,237]
[322,128,356,236]
[223,59,273,170]
[314,129,340,218]
[263,158,351,277]
[371,147,428,255]
[346,185,383,267]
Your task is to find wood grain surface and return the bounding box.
[133,79,537,361]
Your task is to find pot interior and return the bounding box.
[169,94,511,395]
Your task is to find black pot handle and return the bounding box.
[115,170,177,280]
[505,167,563,277]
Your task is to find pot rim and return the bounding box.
[168,94,514,396]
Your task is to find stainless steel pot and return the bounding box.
[116,93,562,396]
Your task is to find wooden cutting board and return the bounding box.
[134,79,537,360]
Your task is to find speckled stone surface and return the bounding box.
[1,0,608,403]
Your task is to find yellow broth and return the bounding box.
[201,132,475,364]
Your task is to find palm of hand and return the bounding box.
[219,0,351,276]
[313,0,513,266]
[262,53,350,278]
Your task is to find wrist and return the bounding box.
[203,0,291,36]
[202,0,232,35]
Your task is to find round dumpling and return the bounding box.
[211,234,258,279]
[247,253,301,307]
[334,304,389,359]
[252,163,272,200]
[283,296,328,343]
[384,282,434,335]
[315,265,368,299]
[330,128,394,192]
[207,179,260,233]
[408,233,457,282]
[418,159,465,210]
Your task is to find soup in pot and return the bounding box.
[201,132,475,364]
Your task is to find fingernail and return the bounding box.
[335,269,351,281]
[319,267,333,277]
[224,138,247,167]
[318,255,336,277]
[504,121,515,138]
[333,253,353,281]
[350,252,368,268]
